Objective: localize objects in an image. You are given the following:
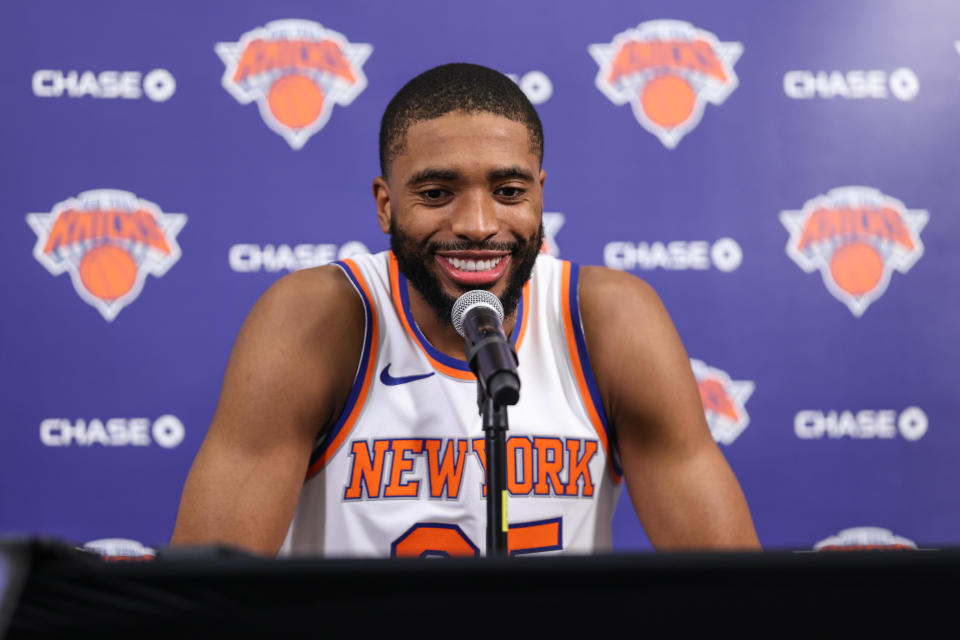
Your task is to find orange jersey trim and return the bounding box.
[514,280,531,349]
[387,252,529,381]
[306,258,379,478]
[560,261,621,483]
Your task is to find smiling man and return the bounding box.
[172,63,759,556]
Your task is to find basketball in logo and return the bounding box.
[589,20,742,149]
[216,19,372,149]
[26,189,186,321]
[781,186,928,317]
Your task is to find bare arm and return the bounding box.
[170,265,364,555]
[580,266,760,550]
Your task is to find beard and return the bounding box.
[390,220,544,328]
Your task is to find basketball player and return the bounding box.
[171,64,760,556]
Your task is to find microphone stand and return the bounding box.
[477,385,509,557]
[463,335,518,558]
[456,293,520,558]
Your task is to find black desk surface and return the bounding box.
[3,539,956,636]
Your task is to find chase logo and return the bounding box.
[589,20,742,149]
[40,415,185,448]
[228,240,368,273]
[32,69,176,102]
[505,71,553,105]
[26,190,186,321]
[780,186,927,317]
[794,407,928,441]
[691,359,754,445]
[216,19,372,149]
[783,68,918,101]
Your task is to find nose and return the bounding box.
[450,190,499,244]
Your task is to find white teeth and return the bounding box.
[448,257,502,272]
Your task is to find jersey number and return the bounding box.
[391,518,563,558]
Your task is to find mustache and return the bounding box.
[428,239,522,253]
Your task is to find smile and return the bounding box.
[446,256,504,272]
[435,253,512,287]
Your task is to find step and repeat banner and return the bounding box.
[2,0,958,553]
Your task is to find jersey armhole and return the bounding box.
[304,259,379,479]
[561,261,623,482]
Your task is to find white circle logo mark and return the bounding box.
[152,415,185,448]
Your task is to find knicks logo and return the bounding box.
[691,359,754,445]
[26,190,186,321]
[589,20,742,149]
[216,19,372,150]
[814,527,917,551]
[780,186,928,317]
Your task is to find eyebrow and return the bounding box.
[407,167,460,186]
[405,165,536,188]
[487,166,535,182]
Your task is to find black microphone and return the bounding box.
[451,290,520,406]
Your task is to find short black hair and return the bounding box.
[379,63,544,178]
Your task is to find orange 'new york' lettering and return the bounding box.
[424,438,468,499]
[565,440,597,496]
[534,437,564,495]
[384,439,423,497]
[471,437,487,497]
[343,440,390,499]
[507,437,534,495]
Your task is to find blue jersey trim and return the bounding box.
[396,269,526,372]
[567,263,621,477]
[308,260,374,470]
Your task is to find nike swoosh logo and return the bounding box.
[379,363,435,386]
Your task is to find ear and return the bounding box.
[372,176,391,234]
[535,169,546,208]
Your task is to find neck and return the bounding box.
[406,282,517,361]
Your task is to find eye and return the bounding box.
[418,188,451,204]
[495,186,525,199]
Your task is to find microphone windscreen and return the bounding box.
[451,290,504,338]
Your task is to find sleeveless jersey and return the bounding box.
[279,251,622,557]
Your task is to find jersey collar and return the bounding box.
[388,251,529,380]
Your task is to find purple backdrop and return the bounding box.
[3,0,959,553]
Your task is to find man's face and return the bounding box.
[375,112,545,326]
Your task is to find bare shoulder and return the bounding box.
[246,263,363,338]
[226,263,365,431]
[576,265,695,429]
[578,265,667,325]
[171,264,366,553]
[577,268,759,549]
[577,265,681,370]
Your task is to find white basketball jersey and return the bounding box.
[280,251,622,557]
